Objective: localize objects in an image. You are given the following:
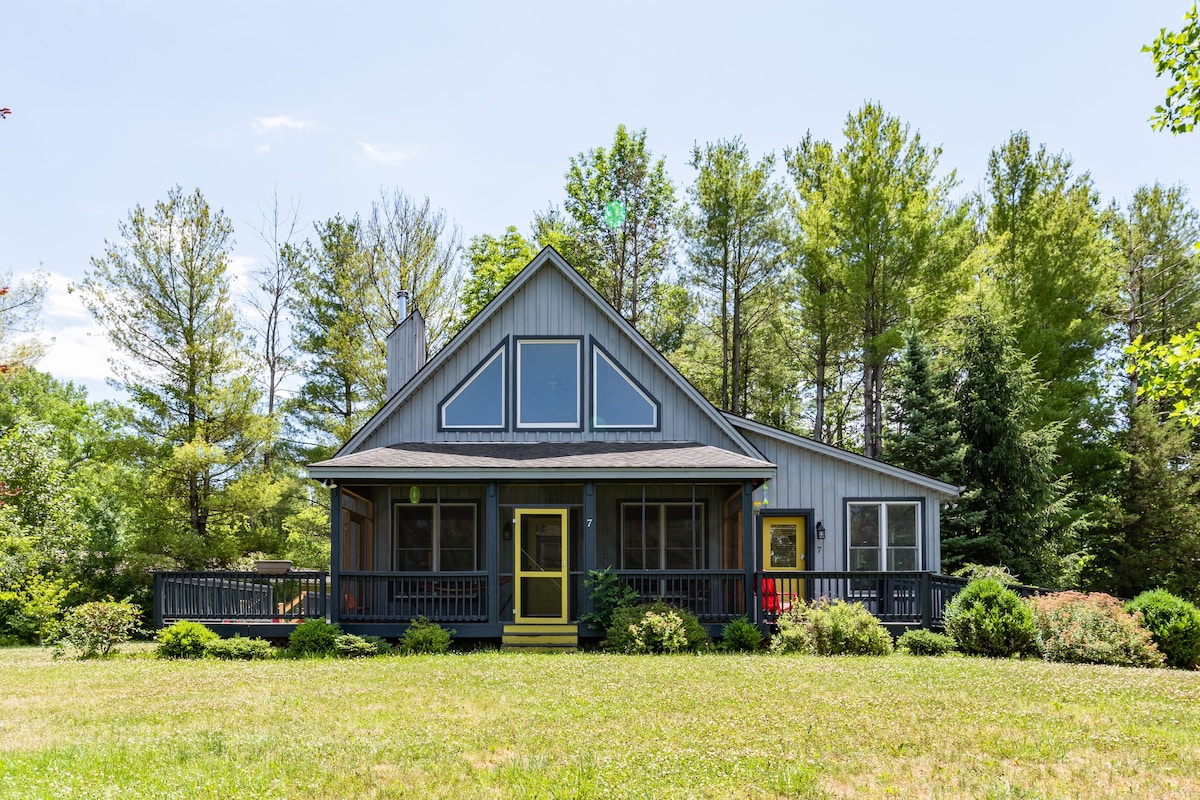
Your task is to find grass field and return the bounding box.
[1,645,1198,799]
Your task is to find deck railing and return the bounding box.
[154,571,328,626]
[339,571,489,623]
[613,570,748,623]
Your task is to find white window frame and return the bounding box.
[846,500,921,572]
[393,502,478,572]
[439,345,506,430]
[592,347,658,430]
[515,338,581,430]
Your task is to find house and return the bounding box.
[299,247,961,647]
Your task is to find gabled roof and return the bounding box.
[310,441,775,481]
[725,414,962,498]
[335,247,763,460]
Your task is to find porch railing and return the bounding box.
[154,571,328,626]
[613,570,748,623]
[339,571,488,623]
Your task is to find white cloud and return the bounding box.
[252,115,313,134]
[226,255,257,293]
[357,141,417,166]
[255,143,271,156]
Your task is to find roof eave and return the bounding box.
[307,466,776,482]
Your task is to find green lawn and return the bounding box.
[1,646,1197,799]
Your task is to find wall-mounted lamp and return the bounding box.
[319,478,335,489]
[502,522,513,542]
[815,520,826,539]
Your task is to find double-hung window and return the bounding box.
[394,503,478,571]
[847,501,920,571]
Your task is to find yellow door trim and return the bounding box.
[513,508,569,624]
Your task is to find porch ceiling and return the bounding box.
[308,441,776,482]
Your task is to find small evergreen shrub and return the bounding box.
[205,635,274,660]
[287,618,342,657]
[156,620,219,659]
[897,628,956,656]
[602,601,710,653]
[1028,592,1163,668]
[53,598,143,659]
[770,599,892,656]
[398,616,454,655]
[1126,589,1200,669]
[943,578,1036,658]
[335,633,383,658]
[720,617,764,652]
[580,567,639,632]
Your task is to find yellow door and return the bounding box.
[514,509,569,623]
[762,516,806,612]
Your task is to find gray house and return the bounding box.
[302,247,960,646]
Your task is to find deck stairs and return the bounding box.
[501,623,578,651]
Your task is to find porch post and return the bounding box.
[921,571,933,630]
[583,481,596,620]
[329,486,341,624]
[742,481,756,623]
[486,482,499,626]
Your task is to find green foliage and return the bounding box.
[897,628,956,656]
[1029,592,1163,668]
[580,567,639,632]
[155,620,219,659]
[287,618,342,657]
[603,601,710,654]
[0,574,73,645]
[53,598,142,659]
[458,226,536,326]
[882,327,963,483]
[205,635,275,660]
[770,599,893,656]
[1126,589,1200,669]
[719,617,764,653]
[952,563,1022,587]
[1129,324,1200,426]
[398,616,453,655]
[943,578,1036,658]
[1146,3,1200,134]
[335,633,387,658]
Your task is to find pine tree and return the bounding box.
[881,328,962,484]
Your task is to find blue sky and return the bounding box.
[2,1,1197,401]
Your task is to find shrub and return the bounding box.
[205,635,274,660]
[770,599,892,656]
[897,628,956,656]
[952,563,1021,586]
[335,633,384,658]
[287,618,342,657]
[53,598,142,659]
[156,620,219,659]
[943,578,1036,658]
[720,617,764,652]
[580,567,639,632]
[1126,589,1200,669]
[398,616,454,655]
[1029,592,1163,668]
[602,601,710,653]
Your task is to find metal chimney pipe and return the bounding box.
[397,290,410,320]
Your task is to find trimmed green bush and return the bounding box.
[398,617,454,655]
[943,578,1035,658]
[770,599,892,656]
[1029,592,1163,668]
[287,618,342,657]
[720,617,764,652]
[897,628,956,656]
[602,601,710,653]
[156,620,219,659]
[53,598,142,659]
[205,635,274,660]
[335,633,384,658]
[1126,589,1200,669]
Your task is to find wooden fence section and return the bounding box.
[154,571,328,627]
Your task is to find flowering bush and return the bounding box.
[602,601,710,653]
[770,599,892,656]
[1029,592,1163,668]
[1125,589,1200,669]
[944,578,1035,658]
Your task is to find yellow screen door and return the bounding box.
[762,516,806,613]
[514,509,569,623]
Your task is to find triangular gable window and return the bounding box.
[592,344,659,430]
[439,341,506,430]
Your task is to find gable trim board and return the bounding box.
[724,414,961,499]
[336,247,763,460]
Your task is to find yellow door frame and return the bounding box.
[761,513,809,612]
[513,508,569,624]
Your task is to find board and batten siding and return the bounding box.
[356,264,745,453]
[741,430,943,572]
